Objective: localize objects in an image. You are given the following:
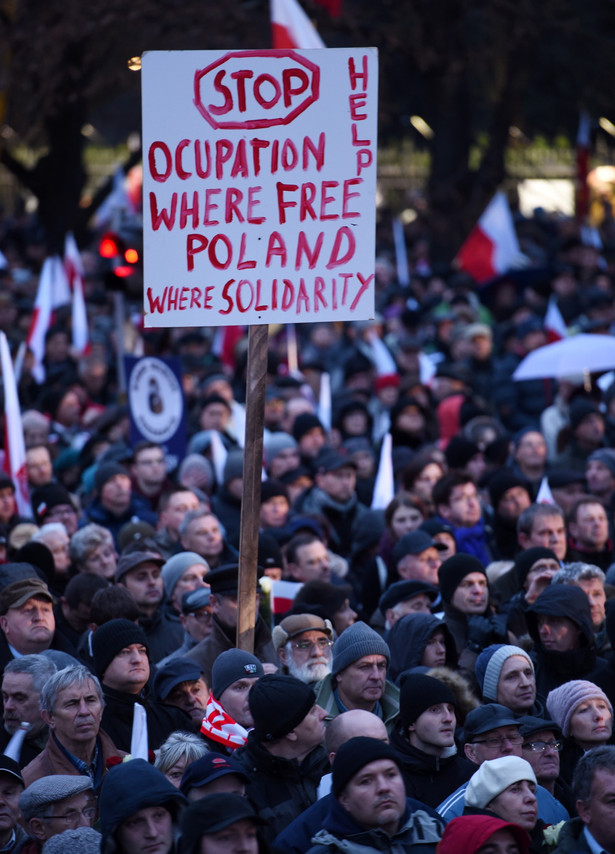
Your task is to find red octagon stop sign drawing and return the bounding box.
[193,49,320,130]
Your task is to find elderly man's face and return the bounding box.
[30,789,96,841]
[165,678,210,723]
[281,630,332,684]
[43,679,103,746]
[1,671,43,734]
[336,655,387,710]
[0,597,55,655]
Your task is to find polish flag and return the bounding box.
[269,579,303,615]
[271,0,325,48]
[64,233,90,355]
[26,258,56,383]
[0,332,30,516]
[456,192,521,284]
[544,296,567,343]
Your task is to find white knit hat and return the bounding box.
[466,757,537,809]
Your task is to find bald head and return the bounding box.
[325,709,388,763]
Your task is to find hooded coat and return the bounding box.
[526,585,605,700]
[387,614,457,684]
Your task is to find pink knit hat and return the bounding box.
[546,680,612,737]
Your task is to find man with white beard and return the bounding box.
[272,614,333,684]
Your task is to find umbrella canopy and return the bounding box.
[513,334,615,382]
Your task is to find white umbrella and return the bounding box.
[513,334,615,381]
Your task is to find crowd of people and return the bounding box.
[0,206,614,853]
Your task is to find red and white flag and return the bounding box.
[544,295,567,343]
[26,256,71,382]
[271,0,325,48]
[269,579,303,615]
[64,233,90,355]
[456,192,521,283]
[0,332,30,516]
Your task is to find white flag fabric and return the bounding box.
[392,217,410,286]
[210,430,229,487]
[130,702,148,760]
[371,432,395,509]
[3,722,30,762]
[0,332,30,516]
[536,476,555,505]
[367,328,397,376]
[64,232,89,355]
[271,0,325,48]
[318,372,332,432]
[26,256,71,382]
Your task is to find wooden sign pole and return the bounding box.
[236,323,268,652]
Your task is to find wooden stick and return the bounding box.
[236,323,268,652]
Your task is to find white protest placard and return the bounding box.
[141,48,378,327]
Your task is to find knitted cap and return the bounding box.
[569,398,602,431]
[399,674,456,729]
[180,794,261,854]
[91,618,148,678]
[513,547,558,589]
[332,737,402,796]
[161,552,209,599]
[438,554,487,604]
[331,621,390,677]
[588,449,615,476]
[31,483,74,525]
[445,436,481,470]
[264,433,298,467]
[546,680,612,738]
[488,470,530,510]
[260,479,289,503]
[94,461,128,493]
[475,645,534,702]
[212,649,264,698]
[292,413,324,441]
[223,451,244,484]
[466,757,536,809]
[249,674,315,741]
[19,775,93,821]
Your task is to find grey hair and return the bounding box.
[69,523,115,567]
[32,522,68,541]
[179,508,220,539]
[517,502,564,538]
[3,654,58,695]
[39,665,103,714]
[21,410,50,433]
[154,730,209,774]
[552,562,605,585]
[573,745,615,803]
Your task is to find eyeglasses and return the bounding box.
[523,740,563,753]
[187,610,213,622]
[42,807,97,825]
[292,638,333,652]
[472,734,524,749]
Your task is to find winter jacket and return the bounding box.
[526,585,605,700]
[390,729,475,808]
[314,674,400,733]
[99,684,190,753]
[305,794,444,854]
[82,495,158,549]
[235,733,329,846]
[21,729,122,792]
[137,602,185,664]
[296,487,368,558]
[387,613,457,684]
[552,817,592,854]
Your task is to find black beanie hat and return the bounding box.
[180,794,261,854]
[248,674,315,742]
[514,547,558,589]
[445,436,481,470]
[438,554,487,604]
[488,469,530,510]
[31,482,74,525]
[292,413,324,442]
[92,618,148,678]
[332,737,401,796]
[569,398,602,432]
[399,674,456,729]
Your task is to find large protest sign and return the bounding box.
[141,48,378,327]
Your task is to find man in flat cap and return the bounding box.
[184,565,277,685]
[20,774,95,848]
[273,613,334,684]
[115,549,184,663]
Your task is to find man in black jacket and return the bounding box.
[390,673,475,808]
[92,618,188,753]
[235,673,329,847]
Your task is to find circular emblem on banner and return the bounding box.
[128,357,183,442]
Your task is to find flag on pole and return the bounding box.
[0,331,30,516]
[210,430,229,487]
[271,0,325,48]
[64,232,90,355]
[26,256,71,383]
[456,192,521,284]
[544,296,567,343]
[269,579,304,615]
[130,702,148,760]
[371,432,395,509]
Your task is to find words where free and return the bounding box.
[141,48,378,327]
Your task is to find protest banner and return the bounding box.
[141,48,378,327]
[141,48,378,651]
